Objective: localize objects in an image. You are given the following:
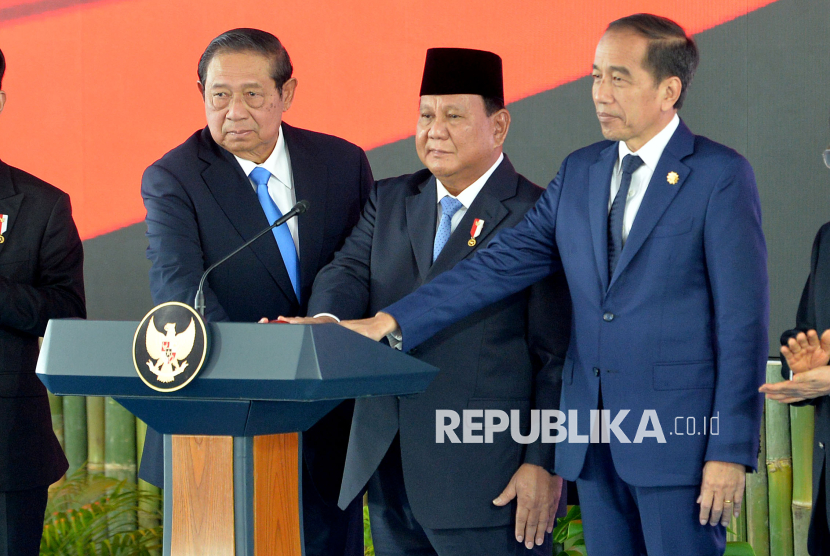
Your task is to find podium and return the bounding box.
[36,319,439,556]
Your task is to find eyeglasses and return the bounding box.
[208,90,272,110]
[824,147,830,169]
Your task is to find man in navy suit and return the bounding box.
[341,14,768,556]
[139,28,372,556]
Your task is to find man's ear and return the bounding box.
[492,108,511,148]
[0,91,7,114]
[661,76,682,111]
[280,77,298,111]
[197,81,205,100]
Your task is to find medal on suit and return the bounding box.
[667,171,679,185]
[468,219,484,246]
[0,214,7,243]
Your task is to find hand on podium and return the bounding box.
[259,316,339,324]
[340,312,399,342]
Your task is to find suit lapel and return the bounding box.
[197,129,298,304]
[283,124,327,301]
[609,120,694,289]
[427,156,514,280]
[405,175,438,281]
[0,162,22,246]
[588,144,617,293]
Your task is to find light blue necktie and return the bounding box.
[250,166,301,301]
[433,196,464,262]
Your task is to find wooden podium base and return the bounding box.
[165,433,302,555]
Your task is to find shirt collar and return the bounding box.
[234,125,293,189]
[436,153,504,208]
[617,114,680,171]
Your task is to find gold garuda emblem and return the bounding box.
[133,302,208,392]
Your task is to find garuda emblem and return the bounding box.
[145,316,196,383]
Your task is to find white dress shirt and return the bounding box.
[235,125,300,254]
[435,153,504,234]
[609,114,680,244]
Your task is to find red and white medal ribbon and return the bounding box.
[468,219,484,246]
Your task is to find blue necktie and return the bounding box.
[607,154,644,281]
[250,167,301,301]
[433,196,464,262]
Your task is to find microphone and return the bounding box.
[194,199,310,316]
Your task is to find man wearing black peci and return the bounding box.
[282,48,571,555]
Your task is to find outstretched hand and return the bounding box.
[781,329,830,374]
[760,366,830,403]
[261,316,338,324]
[340,312,399,342]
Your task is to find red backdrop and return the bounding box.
[0,0,776,239]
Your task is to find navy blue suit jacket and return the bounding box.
[387,121,768,486]
[309,157,571,529]
[139,124,372,502]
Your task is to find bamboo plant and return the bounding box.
[48,391,65,452]
[746,404,770,556]
[790,404,814,556]
[62,396,88,479]
[87,396,106,477]
[136,417,161,536]
[105,397,137,533]
[765,362,794,556]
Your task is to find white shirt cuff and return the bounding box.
[387,327,403,351]
[312,313,340,322]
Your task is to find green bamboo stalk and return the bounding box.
[48,391,64,452]
[62,395,88,479]
[728,496,747,542]
[105,397,137,532]
[104,397,137,483]
[790,404,814,556]
[136,417,161,533]
[746,403,770,556]
[86,396,106,477]
[765,361,794,556]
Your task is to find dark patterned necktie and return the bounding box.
[607,154,644,281]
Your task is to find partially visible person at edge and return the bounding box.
[333,14,768,556]
[760,136,830,556]
[0,47,86,555]
[138,28,372,556]
[279,47,571,555]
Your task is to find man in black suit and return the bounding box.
[139,28,372,556]
[0,48,86,555]
[283,48,570,555]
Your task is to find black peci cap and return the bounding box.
[419,48,503,102]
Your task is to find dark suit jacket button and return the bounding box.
[603,312,615,322]
[593,367,600,376]
[408,348,418,355]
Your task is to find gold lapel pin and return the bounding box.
[468,219,484,247]
[667,171,679,185]
[0,214,7,243]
